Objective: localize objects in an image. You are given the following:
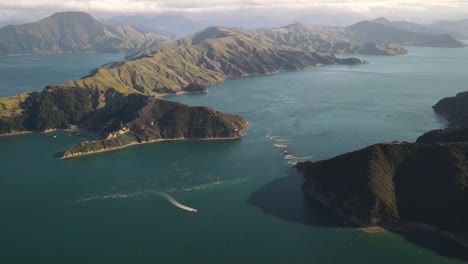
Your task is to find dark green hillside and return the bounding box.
[62,95,248,159]
[296,142,468,239]
[296,88,468,244]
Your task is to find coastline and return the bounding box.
[61,135,245,160]
[0,50,120,58]
[61,121,249,159]
[302,186,468,248]
[359,223,468,248]
[0,131,32,138]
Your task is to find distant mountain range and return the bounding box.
[103,14,466,49]
[102,13,468,41]
[369,17,468,39]
[0,12,465,57]
[102,15,290,37]
[0,12,168,56]
[348,20,465,48]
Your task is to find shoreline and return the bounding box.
[0,131,32,138]
[302,187,468,248]
[61,135,245,160]
[0,51,123,58]
[359,223,468,248]
[0,126,86,138]
[61,121,249,159]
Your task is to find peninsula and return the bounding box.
[295,90,468,244]
[0,23,366,158]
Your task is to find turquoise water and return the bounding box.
[0,53,124,97]
[1,47,468,263]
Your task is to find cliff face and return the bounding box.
[296,142,468,239]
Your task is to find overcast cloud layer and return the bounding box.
[0,0,467,22]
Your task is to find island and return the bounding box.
[295,90,468,245]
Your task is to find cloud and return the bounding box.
[0,0,466,21]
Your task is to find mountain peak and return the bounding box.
[371,17,391,24]
[283,22,308,31]
[48,11,98,25]
[50,11,94,19]
[187,26,236,45]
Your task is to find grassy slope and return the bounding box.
[0,25,361,121]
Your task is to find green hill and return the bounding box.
[0,24,365,157]
[0,12,168,56]
[59,26,363,97]
[296,142,468,241]
[131,23,408,59]
[296,89,468,244]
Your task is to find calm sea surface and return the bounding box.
[0,52,124,97]
[1,47,468,263]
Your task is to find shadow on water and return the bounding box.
[247,171,354,228]
[249,171,468,262]
[395,229,468,262]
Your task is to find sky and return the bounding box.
[0,0,467,24]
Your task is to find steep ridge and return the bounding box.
[60,26,362,96]
[129,23,408,59]
[0,12,168,56]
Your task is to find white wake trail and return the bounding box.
[152,191,198,213]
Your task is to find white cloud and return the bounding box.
[0,0,466,21]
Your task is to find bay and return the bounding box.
[1,47,468,263]
[0,52,124,97]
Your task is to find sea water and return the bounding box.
[1,47,468,263]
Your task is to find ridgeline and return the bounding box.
[0,23,365,158]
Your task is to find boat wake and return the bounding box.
[274,144,288,148]
[183,180,221,192]
[77,190,198,213]
[266,131,314,166]
[76,192,145,202]
[149,191,198,213]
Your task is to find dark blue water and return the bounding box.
[1,47,468,263]
[0,53,124,97]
